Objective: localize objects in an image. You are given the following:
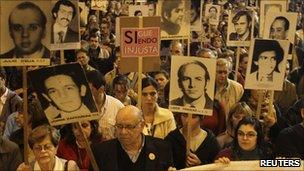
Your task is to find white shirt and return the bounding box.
[98,95,124,140]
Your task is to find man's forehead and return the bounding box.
[59,4,73,12]
[45,74,75,84]
[10,8,41,25]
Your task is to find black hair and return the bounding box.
[134,10,142,16]
[142,76,159,91]
[251,39,284,73]
[232,10,252,25]
[9,2,47,30]
[178,60,210,84]
[209,6,218,13]
[52,0,76,19]
[86,70,106,90]
[271,16,290,31]
[153,70,169,79]
[112,75,130,90]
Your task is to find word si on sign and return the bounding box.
[121,27,160,57]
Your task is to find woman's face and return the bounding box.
[237,124,257,151]
[72,121,92,141]
[181,114,201,130]
[142,85,158,108]
[32,136,57,165]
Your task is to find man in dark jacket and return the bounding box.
[90,105,174,171]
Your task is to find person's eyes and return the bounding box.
[81,123,89,128]
[66,85,76,91]
[28,24,39,31]
[181,77,190,81]
[48,88,57,95]
[195,77,203,81]
[12,24,23,32]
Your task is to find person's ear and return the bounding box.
[80,85,87,97]
[42,93,52,102]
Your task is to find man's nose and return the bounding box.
[188,80,193,88]
[22,28,29,38]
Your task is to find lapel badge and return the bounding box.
[149,153,156,160]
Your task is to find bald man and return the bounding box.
[90,105,174,171]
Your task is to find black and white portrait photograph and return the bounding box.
[263,12,297,59]
[128,5,149,17]
[159,0,190,40]
[226,10,254,47]
[91,0,108,12]
[205,4,221,25]
[245,39,289,91]
[169,56,216,115]
[28,63,99,126]
[259,0,286,37]
[50,0,80,50]
[190,0,202,31]
[0,0,51,66]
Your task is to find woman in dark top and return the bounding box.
[215,116,272,163]
[165,114,220,169]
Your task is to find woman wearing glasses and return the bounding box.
[17,125,79,171]
[141,77,176,139]
[215,116,272,163]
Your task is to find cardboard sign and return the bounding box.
[121,27,160,57]
[0,58,50,66]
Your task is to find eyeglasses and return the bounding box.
[115,122,140,131]
[33,143,54,152]
[237,131,257,139]
[142,91,157,97]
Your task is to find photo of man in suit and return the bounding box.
[269,16,289,40]
[248,39,285,83]
[28,64,97,125]
[0,1,50,59]
[229,10,252,41]
[51,0,79,43]
[170,60,213,110]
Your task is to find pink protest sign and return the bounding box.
[121,27,160,57]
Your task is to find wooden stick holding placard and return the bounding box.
[186,113,192,156]
[256,90,264,119]
[60,50,65,64]
[136,17,144,109]
[234,46,241,81]
[22,67,29,164]
[267,90,276,120]
[76,122,99,171]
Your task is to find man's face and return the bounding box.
[154,73,168,90]
[0,76,6,90]
[113,84,128,103]
[240,56,249,72]
[76,52,89,66]
[115,110,143,147]
[54,4,73,27]
[234,15,249,35]
[44,75,84,112]
[180,64,207,100]
[9,8,45,55]
[171,42,183,55]
[270,19,287,40]
[168,2,184,25]
[100,23,109,36]
[216,64,229,85]
[90,37,99,49]
[148,4,155,16]
[256,50,277,75]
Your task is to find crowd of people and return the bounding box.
[0,0,304,170]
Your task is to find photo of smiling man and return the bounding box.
[169,56,216,115]
[28,63,98,126]
[51,0,79,44]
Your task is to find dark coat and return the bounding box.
[0,89,22,122]
[51,27,79,43]
[170,94,213,110]
[90,136,173,171]
[0,137,22,171]
[164,128,220,169]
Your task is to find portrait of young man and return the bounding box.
[245,39,288,90]
[28,63,98,125]
[0,1,50,59]
[228,10,252,42]
[269,16,289,40]
[160,0,189,38]
[51,0,79,44]
[170,59,214,111]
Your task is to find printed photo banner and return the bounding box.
[245,39,289,91]
[169,56,216,115]
[28,63,99,126]
[0,0,51,66]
